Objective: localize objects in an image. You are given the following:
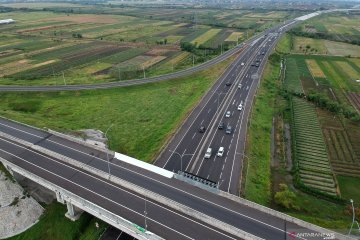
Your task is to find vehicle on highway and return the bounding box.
[225,82,232,86]
[226,126,232,134]
[225,111,231,118]
[241,62,244,66]
[237,104,243,111]
[204,148,212,159]
[199,126,206,133]
[217,147,224,157]
[261,51,265,55]
[218,122,225,130]
[238,83,242,89]
[255,62,259,67]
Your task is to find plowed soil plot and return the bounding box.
[11,45,125,79]
[348,92,360,112]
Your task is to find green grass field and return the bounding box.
[284,57,304,94]
[338,176,360,204]
[8,203,107,240]
[0,56,232,161]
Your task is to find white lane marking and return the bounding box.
[220,136,224,144]
[160,46,254,167]
[0,146,194,240]
[183,149,187,155]
[191,133,196,140]
[192,41,269,175]
[0,139,237,240]
[232,100,235,105]
[200,119,204,125]
[0,40,309,239]
[227,79,255,193]
[207,108,211,114]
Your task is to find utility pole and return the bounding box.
[144,196,148,231]
[105,124,114,178]
[192,54,195,67]
[348,199,360,235]
[62,71,66,86]
[142,66,146,79]
[169,150,194,172]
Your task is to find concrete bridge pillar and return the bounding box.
[65,201,83,221]
[5,165,14,176]
[55,191,64,204]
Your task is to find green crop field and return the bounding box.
[292,98,337,196]
[284,57,304,94]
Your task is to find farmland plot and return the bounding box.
[292,98,337,196]
[284,57,304,94]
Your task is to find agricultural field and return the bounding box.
[298,12,360,43]
[284,49,360,200]
[283,57,304,94]
[285,54,360,108]
[318,109,360,178]
[291,36,360,57]
[292,98,337,196]
[0,4,294,85]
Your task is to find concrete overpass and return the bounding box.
[0,118,352,240]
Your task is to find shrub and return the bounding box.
[274,184,299,209]
[9,100,41,113]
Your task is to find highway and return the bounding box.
[0,117,333,240]
[0,11,346,240]
[155,21,295,195]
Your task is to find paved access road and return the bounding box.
[0,117,329,240]
[155,20,297,195]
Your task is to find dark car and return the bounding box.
[225,82,232,86]
[261,51,265,55]
[255,62,259,67]
[226,125,232,134]
[199,126,206,133]
[218,122,225,130]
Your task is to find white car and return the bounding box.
[217,147,224,157]
[225,111,231,118]
[204,148,212,159]
[241,62,244,66]
[238,83,242,89]
[237,104,243,111]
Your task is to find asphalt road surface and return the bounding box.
[0,116,333,240]
[155,21,297,195]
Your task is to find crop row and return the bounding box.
[291,97,337,196]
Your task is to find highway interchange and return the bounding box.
[0,11,348,240]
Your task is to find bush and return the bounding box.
[9,100,41,113]
[274,184,299,209]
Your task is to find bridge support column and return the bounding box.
[55,190,64,204]
[5,165,14,176]
[65,201,83,221]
